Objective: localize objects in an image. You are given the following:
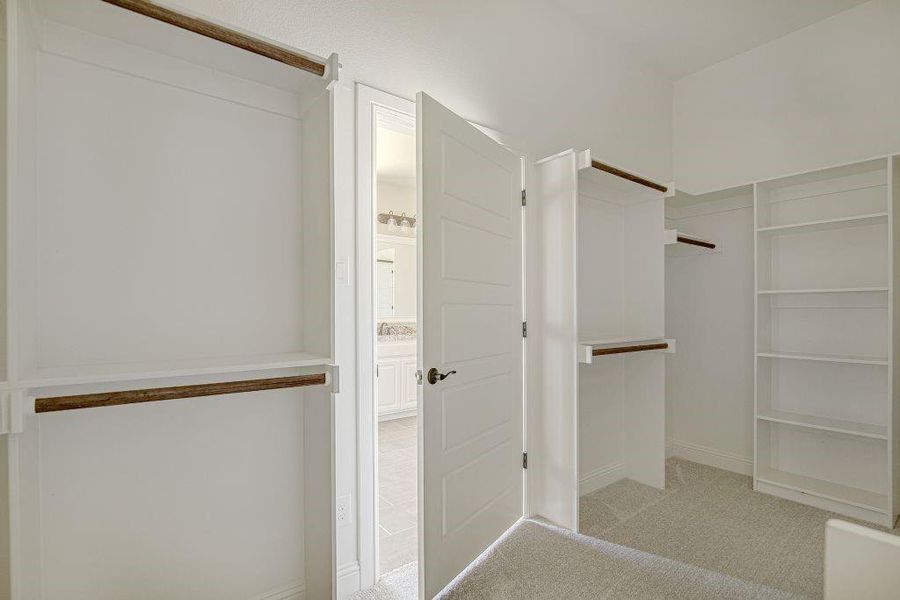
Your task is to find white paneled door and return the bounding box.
[416,93,524,598]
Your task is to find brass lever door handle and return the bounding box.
[427,368,457,385]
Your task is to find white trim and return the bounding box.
[578,462,625,496]
[355,83,416,590]
[249,582,305,600]
[667,440,753,476]
[336,561,361,599]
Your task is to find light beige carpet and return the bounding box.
[438,519,797,599]
[353,523,793,600]
[579,458,899,599]
[352,458,899,599]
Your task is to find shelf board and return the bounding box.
[22,352,332,388]
[578,337,675,364]
[575,151,664,206]
[756,213,888,236]
[757,409,888,440]
[665,229,719,257]
[756,350,888,366]
[579,335,668,347]
[756,467,889,514]
[757,287,889,295]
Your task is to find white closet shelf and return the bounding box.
[578,337,675,364]
[756,213,888,236]
[757,287,889,295]
[757,409,888,440]
[573,150,667,205]
[664,229,719,257]
[756,351,888,366]
[756,467,890,514]
[21,352,332,388]
[764,183,886,206]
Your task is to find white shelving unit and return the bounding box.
[754,156,898,527]
[4,0,341,597]
[532,149,671,532]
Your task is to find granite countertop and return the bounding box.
[377,322,416,344]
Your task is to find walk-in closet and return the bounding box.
[1,1,898,598]
[3,0,340,597]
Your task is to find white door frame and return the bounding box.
[355,83,530,590]
[356,83,416,588]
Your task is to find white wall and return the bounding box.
[674,0,900,193]
[665,196,755,473]
[165,0,674,183]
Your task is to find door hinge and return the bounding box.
[522,452,528,469]
[521,189,526,206]
[522,321,527,338]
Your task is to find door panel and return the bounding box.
[417,92,524,598]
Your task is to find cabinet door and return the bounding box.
[402,359,419,409]
[377,360,402,414]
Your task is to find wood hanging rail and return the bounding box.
[591,160,668,193]
[593,342,669,357]
[101,0,327,76]
[676,235,716,250]
[34,373,327,413]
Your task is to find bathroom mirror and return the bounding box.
[376,234,416,321]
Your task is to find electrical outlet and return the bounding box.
[336,494,352,526]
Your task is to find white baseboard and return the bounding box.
[579,462,625,496]
[378,408,416,422]
[667,440,752,476]
[250,582,304,600]
[336,561,362,600]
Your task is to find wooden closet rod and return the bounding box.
[676,235,716,250]
[101,0,327,76]
[34,373,327,413]
[593,343,669,357]
[591,160,668,193]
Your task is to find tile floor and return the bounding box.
[379,416,418,574]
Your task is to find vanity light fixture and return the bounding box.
[377,211,417,229]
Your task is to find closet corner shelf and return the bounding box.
[664,229,718,257]
[757,409,888,440]
[756,213,888,236]
[574,151,668,202]
[579,337,675,364]
[757,287,889,295]
[755,350,888,366]
[20,352,333,390]
[755,468,890,515]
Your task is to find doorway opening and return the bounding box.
[373,108,418,576]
